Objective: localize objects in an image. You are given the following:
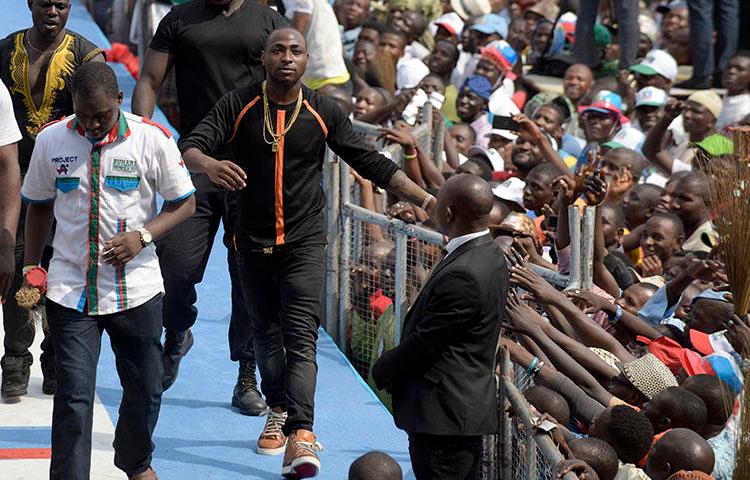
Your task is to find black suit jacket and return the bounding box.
[372,234,509,436]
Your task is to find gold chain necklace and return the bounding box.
[25,29,55,55]
[262,81,303,152]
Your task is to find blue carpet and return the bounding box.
[1,1,414,478]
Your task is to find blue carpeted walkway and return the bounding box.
[0,1,414,478]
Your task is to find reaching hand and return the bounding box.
[726,314,750,357]
[512,113,545,143]
[557,459,600,480]
[205,159,246,191]
[510,264,562,306]
[505,289,545,335]
[686,259,726,283]
[565,289,615,315]
[617,69,636,99]
[582,171,608,206]
[379,125,417,150]
[664,99,685,121]
[387,201,417,224]
[639,255,663,277]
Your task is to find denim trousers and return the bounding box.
[46,294,163,479]
[687,0,739,80]
[155,173,255,363]
[236,243,325,435]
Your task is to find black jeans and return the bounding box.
[236,243,325,435]
[156,173,254,362]
[2,207,54,370]
[46,294,163,479]
[408,433,483,480]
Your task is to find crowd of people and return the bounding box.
[1,0,750,478]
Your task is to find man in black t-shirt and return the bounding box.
[0,0,104,400]
[132,0,286,413]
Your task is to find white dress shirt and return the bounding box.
[444,229,490,256]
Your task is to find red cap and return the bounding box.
[636,335,684,374]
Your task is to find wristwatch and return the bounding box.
[136,227,153,247]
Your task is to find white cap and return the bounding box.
[635,86,668,108]
[487,128,518,141]
[467,145,505,171]
[396,58,430,90]
[629,49,678,82]
[603,126,646,152]
[450,0,491,21]
[434,12,465,38]
[492,177,526,208]
[638,14,658,43]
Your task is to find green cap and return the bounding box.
[594,24,612,47]
[690,134,734,156]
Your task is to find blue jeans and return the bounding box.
[574,0,639,69]
[687,0,739,80]
[46,294,163,479]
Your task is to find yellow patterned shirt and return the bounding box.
[0,29,102,173]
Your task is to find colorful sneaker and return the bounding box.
[256,407,288,455]
[281,429,323,479]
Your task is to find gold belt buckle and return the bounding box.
[263,247,274,255]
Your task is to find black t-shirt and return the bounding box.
[149,0,287,143]
[0,29,103,173]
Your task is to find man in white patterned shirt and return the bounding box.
[21,62,195,480]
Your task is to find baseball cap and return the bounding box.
[396,58,430,90]
[690,133,734,156]
[492,177,525,208]
[490,211,536,237]
[603,127,646,151]
[467,145,504,171]
[656,0,687,15]
[638,14,658,44]
[635,86,668,108]
[434,12,465,38]
[450,0,491,21]
[470,13,509,39]
[524,0,560,24]
[615,353,679,400]
[579,90,624,117]
[480,39,517,79]
[629,49,678,82]
[686,90,723,120]
[461,75,493,100]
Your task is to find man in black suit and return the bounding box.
[372,174,509,480]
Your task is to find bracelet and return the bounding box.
[532,361,544,378]
[404,149,418,160]
[609,305,623,325]
[420,195,435,211]
[527,356,539,375]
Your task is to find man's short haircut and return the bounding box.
[381,25,408,44]
[452,122,477,143]
[71,62,119,99]
[466,156,494,181]
[610,148,645,181]
[634,183,664,201]
[362,17,388,34]
[657,386,707,431]
[602,203,626,229]
[649,211,685,239]
[524,385,571,426]
[634,282,659,295]
[681,374,736,427]
[539,102,568,125]
[266,26,307,50]
[677,171,709,202]
[731,49,750,61]
[569,438,619,480]
[349,451,403,480]
[527,163,565,182]
[435,40,460,63]
[608,405,655,464]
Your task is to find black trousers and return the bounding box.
[236,243,325,435]
[47,295,163,479]
[2,206,54,370]
[155,174,254,362]
[408,432,483,480]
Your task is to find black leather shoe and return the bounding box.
[232,359,268,416]
[40,356,56,395]
[1,354,32,399]
[162,329,194,392]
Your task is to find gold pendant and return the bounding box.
[272,141,278,152]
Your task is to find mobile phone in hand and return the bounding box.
[492,115,520,131]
